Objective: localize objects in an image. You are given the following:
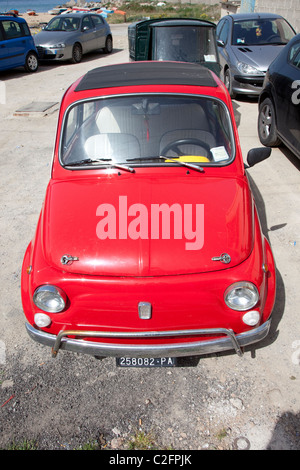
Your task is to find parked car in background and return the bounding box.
[128,18,221,77]
[258,33,300,159]
[216,13,295,98]
[34,12,112,63]
[0,13,38,72]
[21,61,276,364]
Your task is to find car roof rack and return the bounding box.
[0,12,18,17]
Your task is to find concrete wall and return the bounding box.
[255,0,300,33]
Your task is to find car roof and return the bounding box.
[53,12,98,18]
[75,62,218,92]
[0,14,26,22]
[228,12,284,21]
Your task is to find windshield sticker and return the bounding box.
[211,146,230,162]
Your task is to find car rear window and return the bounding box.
[60,95,235,168]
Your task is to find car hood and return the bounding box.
[34,30,76,46]
[41,174,253,276]
[232,44,284,72]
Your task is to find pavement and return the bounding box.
[0,24,299,451]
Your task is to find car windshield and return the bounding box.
[232,18,295,46]
[61,95,234,168]
[153,26,218,64]
[45,16,80,31]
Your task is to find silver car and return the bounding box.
[216,13,295,98]
[34,12,112,63]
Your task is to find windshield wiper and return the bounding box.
[126,156,204,173]
[64,158,135,173]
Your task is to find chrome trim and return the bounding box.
[25,320,271,359]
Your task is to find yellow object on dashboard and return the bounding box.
[165,156,210,162]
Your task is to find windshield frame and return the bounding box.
[231,17,295,46]
[59,93,236,170]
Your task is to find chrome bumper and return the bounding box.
[25,320,271,359]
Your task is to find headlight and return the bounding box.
[237,62,262,75]
[224,282,259,311]
[49,43,66,49]
[33,285,66,313]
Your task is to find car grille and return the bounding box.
[36,46,56,59]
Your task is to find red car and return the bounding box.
[21,62,276,366]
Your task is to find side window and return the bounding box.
[0,25,3,41]
[219,20,229,44]
[216,20,225,39]
[82,16,93,30]
[2,20,23,40]
[21,22,31,36]
[91,15,104,27]
[289,42,300,69]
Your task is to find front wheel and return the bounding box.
[224,68,236,99]
[71,43,82,63]
[24,52,38,73]
[103,36,113,54]
[258,97,281,147]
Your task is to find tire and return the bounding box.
[103,36,113,54]
[71,43,82,63]
[24,52,38,73]
[224,68,236,99]
[258,97,281,147]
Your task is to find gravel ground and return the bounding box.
[0,24,299,451]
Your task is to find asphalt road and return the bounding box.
[0,24,299,451]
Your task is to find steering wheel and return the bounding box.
[161,138,212,159]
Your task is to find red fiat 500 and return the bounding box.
[21,62,276,366]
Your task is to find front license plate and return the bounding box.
[116,357,177,367]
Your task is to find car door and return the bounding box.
[91,15,106,49]
[0,19,27,68]
[274,40,300,155]
[81,15,97,53]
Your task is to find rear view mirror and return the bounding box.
[247,147,271,167]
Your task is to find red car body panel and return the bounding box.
[21,62,276,360]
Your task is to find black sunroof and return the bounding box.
[75,62,217,92]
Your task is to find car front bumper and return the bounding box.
[232,74,265,95]
[25,319,271,359]
[36,45,70,60]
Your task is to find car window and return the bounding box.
[82,16,93,30]
[153,26,218,63]
[218,20,229,44]
[289,42,300,69]
[0,25,3,41]
[2,20,23,39]
[91,15,104,26]
[232,18,294,46]
[216,19,225,39]
[45,17,80,31]
[61,95,235,168]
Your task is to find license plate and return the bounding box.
[116,357,177,367]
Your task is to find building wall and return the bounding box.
[255,0,300,33]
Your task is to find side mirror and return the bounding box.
[217,39,225,47]
[246,147,271,167]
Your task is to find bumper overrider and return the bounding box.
[25,320,271,359]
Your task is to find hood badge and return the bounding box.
[212,253,231,264]
[138,302,152,320]
[61,254,79,265]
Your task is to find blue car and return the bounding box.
[0,13,38,72]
